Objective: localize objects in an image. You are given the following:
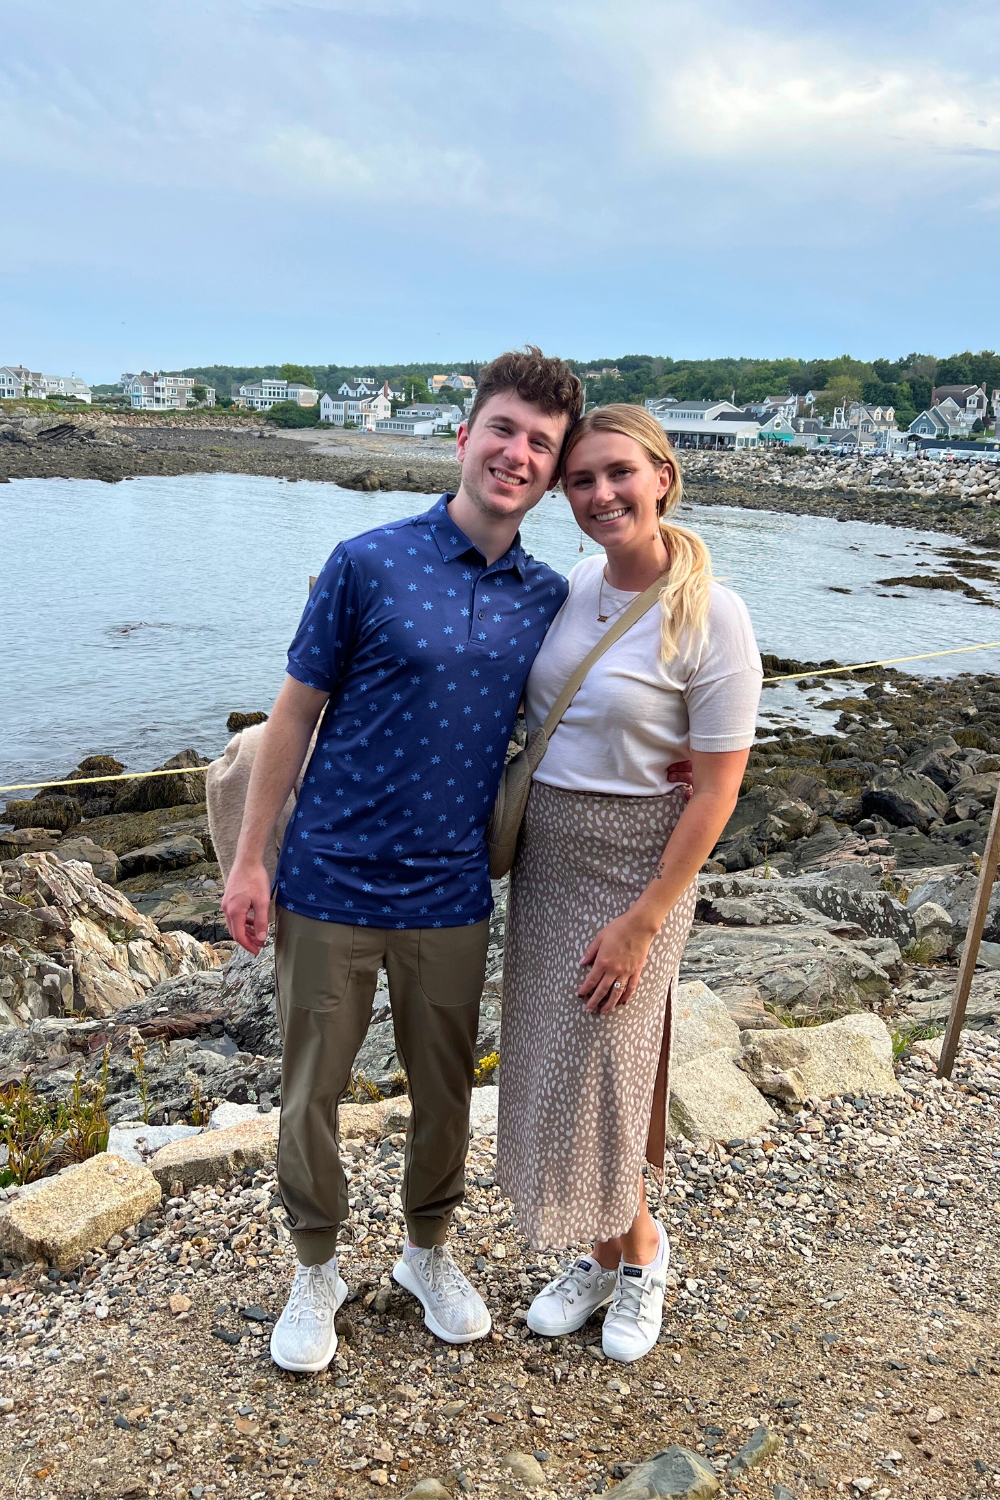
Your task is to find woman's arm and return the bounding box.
[578,747,749,1014]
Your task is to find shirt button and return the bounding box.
[478,611,484,619]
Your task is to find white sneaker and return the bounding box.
[270,1257,348,1373]
[526,1257,617,1337]
[601,1221,669,1364]
[392,1243,491,1345]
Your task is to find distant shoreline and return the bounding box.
[3,413,1000,544]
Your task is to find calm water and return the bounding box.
[2,473,999,795]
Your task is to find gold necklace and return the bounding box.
[597,569,631,624]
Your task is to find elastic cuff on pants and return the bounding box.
[291,1229,341,1267]
[405,1216,451,1250]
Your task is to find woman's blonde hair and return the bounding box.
[561,403,713,663]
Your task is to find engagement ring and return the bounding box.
[612,980,624,989]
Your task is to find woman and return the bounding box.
[495,405,762,1363]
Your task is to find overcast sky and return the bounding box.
[3,0,999,380]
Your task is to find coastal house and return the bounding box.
[374,414,439,437]
[646,398,744,424]
[235,378,318,411]
[908,400,974,440]
[318,390,390,429]
[1,367,93,402]
[374,402,464,437]
[757,413,797,444]
[0,365,46,399]
[430,373,477,395]
[931,384,989,421]
[40,374,92,402]
[845,401,896,433]
[651,402,759,449]
[121,372,213,410]
[338,378,379,398]
[392,402,464,431]
[747,394,798,421]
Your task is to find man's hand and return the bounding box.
[222,858,273,955]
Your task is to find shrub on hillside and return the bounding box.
[264,401,319,428]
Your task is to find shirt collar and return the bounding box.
[424,493,528,579]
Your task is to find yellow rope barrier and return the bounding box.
[762,639,1000,684]
[1,639,998,796]
[0,766,204,794]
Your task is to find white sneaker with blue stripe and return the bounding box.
[526,1256,617,1337]
[601,1221,669,1363]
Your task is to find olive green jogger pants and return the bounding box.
[274,907,490,1266]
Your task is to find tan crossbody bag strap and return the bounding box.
[539,571,667,736]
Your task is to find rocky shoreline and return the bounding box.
[3,411,1000,542]
[5,684,1000,1492]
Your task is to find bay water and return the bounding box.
[2,473,999,794]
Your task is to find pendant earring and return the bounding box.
[578,529,585,553]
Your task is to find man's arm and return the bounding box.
[221,675,329,954]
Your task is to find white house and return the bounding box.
[319,390,391,429]
[652,409,759,450]
[646,398,744,424]
[121,372,214,410]
[396,402,464,428]
[41,374,92,402]
[337,378,380,398]
[745,394,799,421]
[236,378,318,411]
[374,415,439,437]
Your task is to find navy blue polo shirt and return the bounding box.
[275,495,568,928]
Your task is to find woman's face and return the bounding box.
[562,430,673,552]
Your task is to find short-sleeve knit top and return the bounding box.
[524,554,763,797]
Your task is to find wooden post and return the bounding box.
[937,776,1000,1079]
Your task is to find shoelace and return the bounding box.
[610,1267,665,1327]
[546,1262,605,1308]
[423,1246,470,1305]
[285,1264,335,1325]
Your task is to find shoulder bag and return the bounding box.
[485,572,666,879]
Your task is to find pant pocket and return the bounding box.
[416,920,489,1008]
[276,908,355,1014]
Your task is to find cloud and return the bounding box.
[262,129,489,207]
[1,0,998,371]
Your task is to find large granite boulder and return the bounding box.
[681,921,892,1023]
[738,1013,901,1101]
[861,770,949,832]
[118,834,205,878]
[0,851,218,1026]
[712,785,819,872]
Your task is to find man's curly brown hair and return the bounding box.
[466,345,583,431]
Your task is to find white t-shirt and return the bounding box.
[524,555,762,796]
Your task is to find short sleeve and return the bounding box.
[685,585,763,752]
[285,545,363,692]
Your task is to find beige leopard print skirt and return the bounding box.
[495,781,696,1251]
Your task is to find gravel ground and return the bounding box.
[3,1040,1000,1500]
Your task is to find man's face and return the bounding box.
[455,392,568,523]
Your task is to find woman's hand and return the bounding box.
[579,909,659,1015]
[666,759,693,801]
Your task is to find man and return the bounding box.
[222,347,583,1372]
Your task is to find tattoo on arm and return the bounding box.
[653,859,665,880]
